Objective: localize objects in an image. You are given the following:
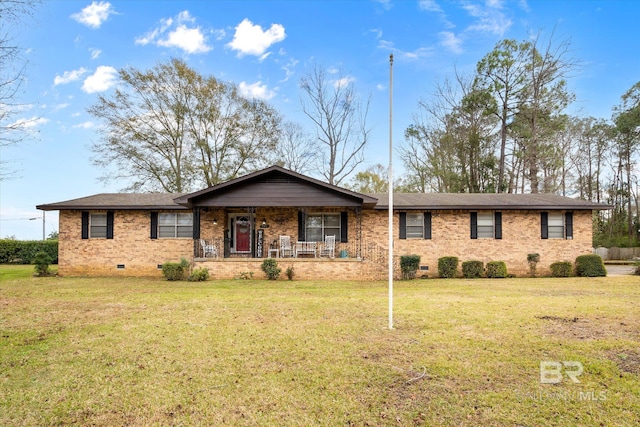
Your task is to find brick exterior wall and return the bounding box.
[57,207,594,279]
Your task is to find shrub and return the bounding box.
[550,261,572,277]
[285,266,295,280]
[575,254,606,277]
[462,260,484,278]
[486,261,508,278]
[33,251,52,276]
[261,258,281,280]
[188,267,209,282]
[400,254,421,280]
[527,253,540,277]
[0,239,58,264]
[438,256,459,278]
[162,262,185,281]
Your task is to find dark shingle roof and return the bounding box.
[367,192,611,210]
[36,193,187,211]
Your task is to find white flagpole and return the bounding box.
[388,54,394,330]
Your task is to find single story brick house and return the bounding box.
[37,165,610,280]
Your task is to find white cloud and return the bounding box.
[89,48,102,59]
[419,0,443,13]
[70,1,116,29]
[280,58,299,83]
[333,76,355,90]
[53,68,88,86]
[463,1,512,36]
[135,11,211,54]
[238,81,276,100]
[227,18,286,57]
[158,25,212,54]
[9,116,49,129]
[53,103,70,111]
[82,66,118,93]
[378,39,434,60]
[72,121,96,129]
[439,31,463,54]
[376,83,386,91]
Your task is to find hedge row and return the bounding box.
[0,240,58,264]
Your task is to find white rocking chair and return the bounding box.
[319,235,335,258]
[279,235,294,258]
[200,239,217,258]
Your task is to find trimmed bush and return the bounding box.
[261,258,281,280]
[188,267,209,282]
[33,251,52,276]
[0,239,58,264]
[486,261,508,278]
[162,258,190,281]
[438,256,459,278]
[575,254,606,277]
[462,260,484,278]
[400,254,421,280]
[550,261,572,277]
[162,262,185,281]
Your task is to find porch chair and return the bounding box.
[319,235,336,258]
[279,235,295,258]
[200,239,218,258]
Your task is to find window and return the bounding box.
[547,213,564,238]
[82,211,113,239]
[158,213,193,238]
[541,212,573,240]
[406,213,424,238]
[471,212,502,239]
[476,212,494,239]
[399,212,431,239]
[305,213,340,242]
[90,213,107,238]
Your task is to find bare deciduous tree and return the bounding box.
[299,64,370,186]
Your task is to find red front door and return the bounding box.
[235,217,251,252]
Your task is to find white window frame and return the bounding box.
[158,212,193,238]
[305,213,340,242]
[547,212,564,239]
[477,212,494,239]
[90,213,107,238]
[406,213,424,239]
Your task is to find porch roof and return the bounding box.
[173,165,379,208]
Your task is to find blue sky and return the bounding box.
[1,0,639,240]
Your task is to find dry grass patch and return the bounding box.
[1,267,639,426]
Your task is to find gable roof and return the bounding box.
[36,166,611,212]
[368,192,611,210]
[173,165,379,208]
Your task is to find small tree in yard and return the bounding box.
[261,258,281,280]
[400,255,421,280]
[33,251,52,277]
[527,253,540,277]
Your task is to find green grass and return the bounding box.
[1,265,639,426]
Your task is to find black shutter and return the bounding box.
[193,208,201,239]
[541,212,548,239]
[565,212,573,239]
[470,212,478,239]
[340,211,348,243]
[106,211,114,239]
[399,212,407,239]
[424,212,432,240]
[297,211,306,241]
[150,212,158,239]
[494,211,502,240]
[81,211,89,239]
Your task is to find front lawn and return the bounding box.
[1,267,638,426]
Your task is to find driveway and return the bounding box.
[606,264,637,276]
